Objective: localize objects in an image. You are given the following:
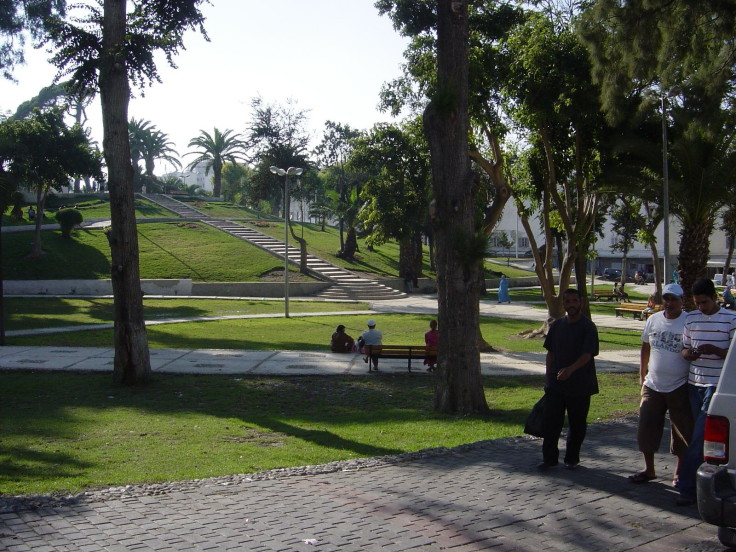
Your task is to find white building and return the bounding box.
[164,161,212,194]
[489,201,732,280]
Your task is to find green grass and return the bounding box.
[6,298,369,332]
[2,222,313,281]
[0,371,640,496]
[8,311,642,352]
[181,200,280,220]
[2,198,177,226]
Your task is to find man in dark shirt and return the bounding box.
[538,288,600,471]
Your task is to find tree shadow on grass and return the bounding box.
[0,371,532,496]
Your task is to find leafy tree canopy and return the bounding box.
[43,0,208,94]
[0,0,67,80]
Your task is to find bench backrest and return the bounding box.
[366,345,437,356]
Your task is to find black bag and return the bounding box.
[524,395,546,438]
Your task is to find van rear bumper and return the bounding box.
[697,464,736,527]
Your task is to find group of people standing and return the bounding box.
[538,278,736,508]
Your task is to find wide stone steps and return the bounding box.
[141,193,211,219]
[202,220,405,301]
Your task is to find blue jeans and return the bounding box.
[678,384,716,497]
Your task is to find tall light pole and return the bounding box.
[661,95,672,284]
[270,166,303,318]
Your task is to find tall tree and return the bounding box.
[186,128,246,198]
[581,0,736,306]
[45,0,208,384]
[314,120,361,252]
[347,121,431,278]
[246,97,313,216]
[423,0,488,414]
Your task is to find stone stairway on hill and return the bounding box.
[141,193,212,219]
[204,220,405,301]
[140,193,405,301]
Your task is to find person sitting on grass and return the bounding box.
[330,325,355,353]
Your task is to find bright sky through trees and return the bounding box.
[0,0,409,170]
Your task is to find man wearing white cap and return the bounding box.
[629,283,693,486]
[361,319,383,372]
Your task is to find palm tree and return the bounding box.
[140,129,180,179]
[668,106,736,310]
[128,118,154,172]
[186,128,247,198]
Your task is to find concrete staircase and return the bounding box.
[204,221,404,301]
[142,193,211,219]
[140,194,405,301]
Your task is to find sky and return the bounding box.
[0,0,411,173]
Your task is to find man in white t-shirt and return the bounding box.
[629,283,693,485]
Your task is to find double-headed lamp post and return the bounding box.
[270,166,303,318]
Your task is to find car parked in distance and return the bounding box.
[601,268,622,281]
[696,342,736,547]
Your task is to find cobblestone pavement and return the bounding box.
[0,419,726,552]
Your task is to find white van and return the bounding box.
[697,344,736,546]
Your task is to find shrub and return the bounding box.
[55,208,84,238]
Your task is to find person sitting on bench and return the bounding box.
[361,319,383,371]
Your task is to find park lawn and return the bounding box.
[1,197,177,227]
[5,298,370,332]
[7,313,642,352]
[485,259,537,279]
[0,371,640,496]
[2,222,311,281]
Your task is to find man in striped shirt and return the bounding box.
[676,278,736,505]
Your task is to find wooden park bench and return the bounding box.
[615,302,662,320]
[364,345,437,373]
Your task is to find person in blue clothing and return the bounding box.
[498,275,511,304]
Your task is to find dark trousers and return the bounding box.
[541,389,591,465]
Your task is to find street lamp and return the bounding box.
[270,165,304,318]
[661,95,672,284]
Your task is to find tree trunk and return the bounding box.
[101,0,151,385]
[289,220,309,273]
[342,226,357,259]
[677,217,713,312]
[574,253,591,318]
[28,187,46,259]
[425,0,488,415]
[647,241,663,298]
[723,236,734,282]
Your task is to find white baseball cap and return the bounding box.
[662,283,684,298]
[367,319,376,327]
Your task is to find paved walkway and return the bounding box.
[5,294,723,551]
[0,295,645,376]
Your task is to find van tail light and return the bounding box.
[704,415,729,465]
